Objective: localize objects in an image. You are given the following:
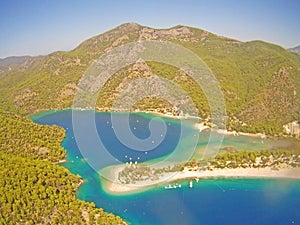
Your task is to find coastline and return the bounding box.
[29,108,288,140]
[215,129,267,139]
[151,111,269,139]
[101,166,300,195]
[31,109,300,193]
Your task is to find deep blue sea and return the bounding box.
[32,110,300,225]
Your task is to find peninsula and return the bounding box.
[101,149,300,194]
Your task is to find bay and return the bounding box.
[32,110,300,225]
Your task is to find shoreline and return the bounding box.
[31,108,269,139]
[215,129,267,139]
[29,109,299,141]
[101,166,300,195]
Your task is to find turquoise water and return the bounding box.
[32,110,300,225]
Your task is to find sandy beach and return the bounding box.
[101,166,300,194]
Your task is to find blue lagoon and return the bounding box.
[32,110,300,225]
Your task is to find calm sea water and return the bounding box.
[32,110,300,225]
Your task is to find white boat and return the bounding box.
[189,181,193,188]
[175,184,181,188]
[164,184,173,189]
[164,183,182,189]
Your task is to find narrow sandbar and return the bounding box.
[100,165,300,195]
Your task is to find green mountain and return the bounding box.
[1,22,300,135]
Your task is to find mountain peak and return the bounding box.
[1,23,300,135]
[115,22,141,30]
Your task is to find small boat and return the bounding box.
[174,183,181,188]
[195,178,200,182]
[164,184,173,189]
[164,183,182,189]
[189,181,193,188]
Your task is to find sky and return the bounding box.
[0,0,300,58]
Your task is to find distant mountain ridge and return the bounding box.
[0,55,41,79]
[0,22,299,135]
[0,56,34,67]
[288,45,300,54]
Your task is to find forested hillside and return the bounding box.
[0,112,126,225]
[0,23,299,134]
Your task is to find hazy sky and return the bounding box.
[0,0,299,58]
